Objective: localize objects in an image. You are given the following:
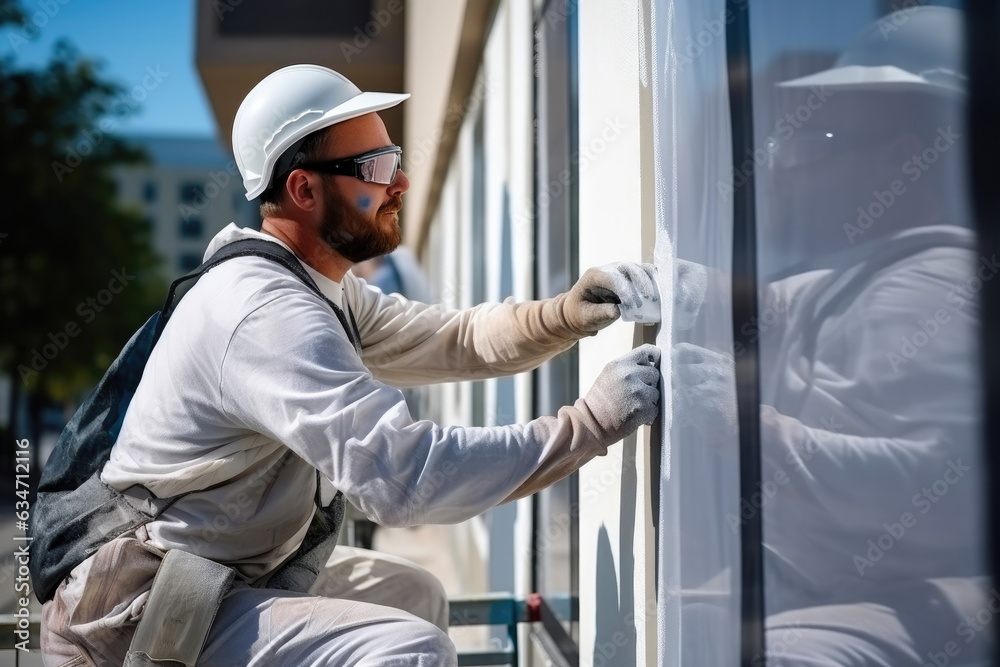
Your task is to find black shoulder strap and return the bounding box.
[161,237,362,353]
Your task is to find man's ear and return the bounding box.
[284,169,320,213]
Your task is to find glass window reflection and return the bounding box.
[750,4,987,665]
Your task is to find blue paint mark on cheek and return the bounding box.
[357,195,372,211]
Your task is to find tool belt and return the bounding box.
[96,475,345,666]
[123,549,235,667]
[116,485,343,666]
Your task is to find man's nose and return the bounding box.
[389,168,409,196]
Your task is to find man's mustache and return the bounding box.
[378,195,403,214]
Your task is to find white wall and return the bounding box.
[577,1,658,665]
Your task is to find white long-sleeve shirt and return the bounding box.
[102,223,599,583]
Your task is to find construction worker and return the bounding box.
[39,64,662,666]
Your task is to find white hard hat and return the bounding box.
[233,64,410,200]
[779,6,965,97]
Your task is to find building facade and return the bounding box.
[113,135,258,278]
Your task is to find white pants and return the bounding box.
[310,545,450,632]
[41,537,456,667]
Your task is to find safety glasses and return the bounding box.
[299,145,402,185]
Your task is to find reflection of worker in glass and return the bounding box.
[756,7,986,666]
[676,6,986,666]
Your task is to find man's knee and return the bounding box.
[398,562,449,631]
[317,547,450,631]
[418,623,457,663]
[380,617,457,666]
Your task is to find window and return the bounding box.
[142,181,157,203]
[532,0,580,657]
[179,218,203,239]
[215,0,374,38]
[496,187,516,427]
[471,103,487,428]
[648,2,989,664]
[744,3,987,664]
[180,182,206,206]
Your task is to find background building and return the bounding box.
[113,135,259,278]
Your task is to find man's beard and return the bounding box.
[319,181,402,264]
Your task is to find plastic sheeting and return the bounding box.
[650,0,742,664]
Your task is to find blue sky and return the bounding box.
[2,0,217,138]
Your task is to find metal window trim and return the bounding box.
[530,0,581,658]
[965,5,1000,661]
[724,1,766,665]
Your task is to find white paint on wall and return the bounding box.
[648,0,741,664]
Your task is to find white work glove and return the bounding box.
[673,342,739,450]
[581,343,661,443]
[501,344,661,503]
[674,259,708,331]
[554,263,659,336]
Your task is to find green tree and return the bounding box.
[0,1,165,453]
